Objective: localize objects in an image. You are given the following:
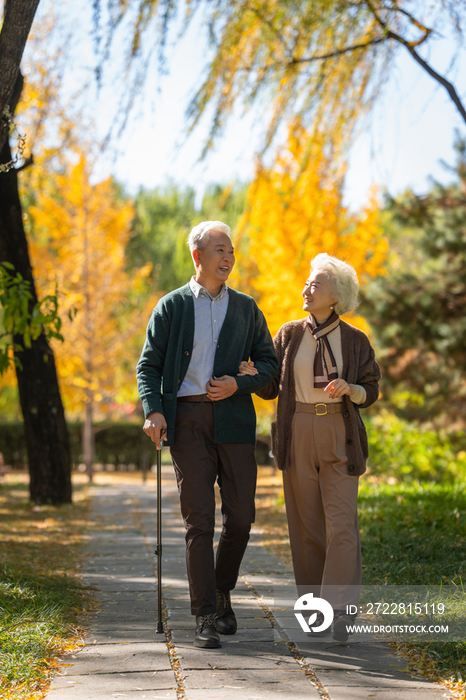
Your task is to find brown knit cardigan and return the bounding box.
[257,318,381,476]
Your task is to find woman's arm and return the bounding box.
[355,339,381,409]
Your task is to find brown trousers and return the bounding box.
[283,405,362,609]
[170,401,257,616]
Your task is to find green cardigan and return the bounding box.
[136,283,278,446]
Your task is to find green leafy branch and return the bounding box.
[0,262,64,375]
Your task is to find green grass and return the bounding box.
[358,481,466,689]
[0,571,86,699]
[359,481,466,585]
[0,478,92,700]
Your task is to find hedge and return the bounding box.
[0,422,272,469]
[0,422,157,469]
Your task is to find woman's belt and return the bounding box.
[295,401,343,416]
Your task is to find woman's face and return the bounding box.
[302,270,336,320]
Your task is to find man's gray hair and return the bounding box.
[310,253,360,315]
[187,220,231,252]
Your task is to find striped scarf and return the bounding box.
[307,312,340,388]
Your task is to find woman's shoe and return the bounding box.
[306,611,331,637]
[332,611,354,642]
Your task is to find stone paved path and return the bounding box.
[45,467,451,700]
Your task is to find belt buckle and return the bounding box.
[315,403,328,416]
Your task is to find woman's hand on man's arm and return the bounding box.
[237,361,258,376]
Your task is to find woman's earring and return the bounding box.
[330,306,334,310]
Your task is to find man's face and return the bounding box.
[194,230,235,284]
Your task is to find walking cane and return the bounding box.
[155,440,163,634]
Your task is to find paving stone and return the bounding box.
[86,619,161,631]
[47,685,176,700]
[301,644,408,671]
[171,628,274,643]
[84,565,155,575]
[173,642,297,668]
[166,608,268,621]
[164,601,192,610]
[93,598,158,613]
[85,553,150,563]
[317,668,447,687]
[46,670,176,697]
[182,666,319,697]
[86,545,150,556]
[90,612,159,625]
[81,578,156,592]
[83,629,163,644]
[97,591,158,602]
[167,617,272,630]
[320,687,446,700]
[93,605,158,616]
[183,689,314,700]
[56,642,171,675]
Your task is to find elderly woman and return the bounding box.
[240,253,380,641]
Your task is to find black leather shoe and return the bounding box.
[215,589,237,635]
[333,613,353,642]
[194,614,221,648]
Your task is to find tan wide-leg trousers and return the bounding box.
[283,404,362,609]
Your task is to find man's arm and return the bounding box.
[136,304,169,420]
[234,302,278,395]
[137,306,171,447]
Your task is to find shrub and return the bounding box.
[366,411,466,482]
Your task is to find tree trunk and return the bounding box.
[81,206,95,483]
[0,0,41,153]
[0,137,72,505]
[83,397,94,483]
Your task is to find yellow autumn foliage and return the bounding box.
[233,123,388,338]
[28,152,157,418]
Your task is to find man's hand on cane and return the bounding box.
[143,412,167,450]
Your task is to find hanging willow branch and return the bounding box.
[94,0,466,157]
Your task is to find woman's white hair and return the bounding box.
[310,253,360,315]
[187,220,231,252]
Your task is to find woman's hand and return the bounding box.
[324,378,356,399]
[237,360,258,376]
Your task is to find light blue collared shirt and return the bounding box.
[178,277,229,396]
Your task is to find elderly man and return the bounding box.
[137,220,277,649]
